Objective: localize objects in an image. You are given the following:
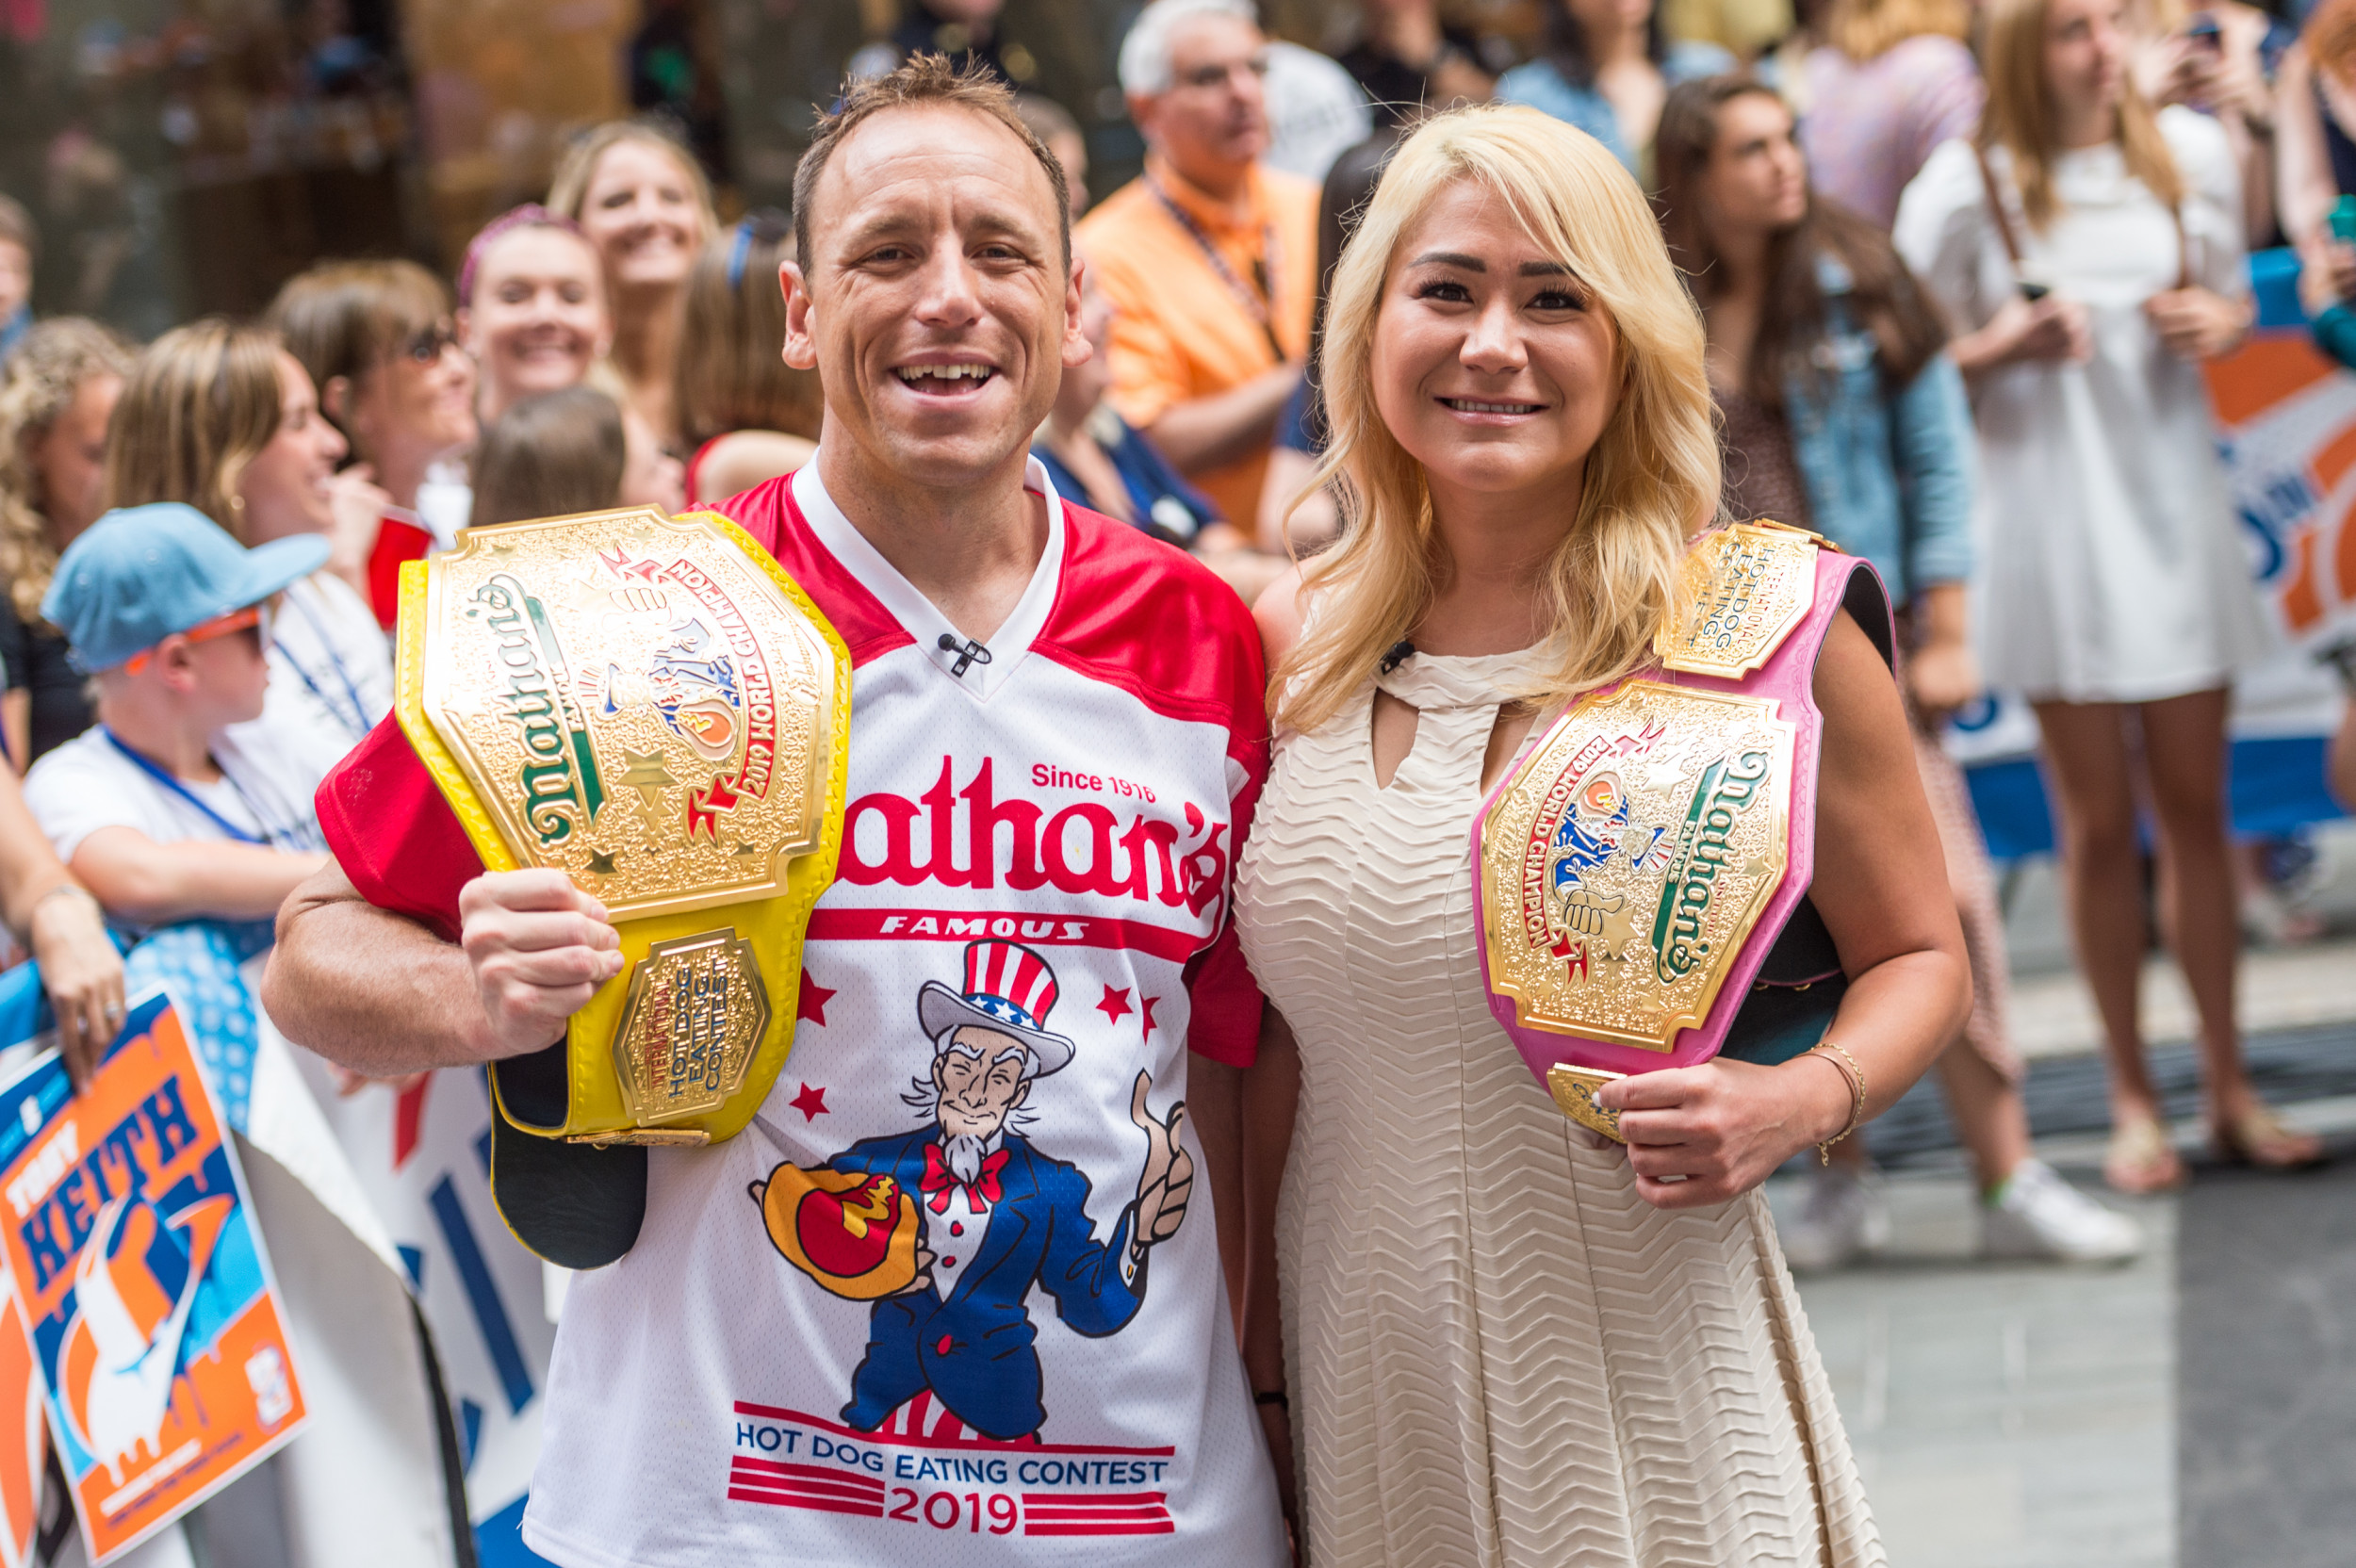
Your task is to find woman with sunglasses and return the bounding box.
[675,209,819,507]
[268,259,480,627]
[106,319,395,789]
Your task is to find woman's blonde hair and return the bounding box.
[548,121,719,248]
[0,318,132,621]
[1825,0,1970,59]
[1980,0,2182,227]
[104,318,286,542]
[1276,104,1718,736]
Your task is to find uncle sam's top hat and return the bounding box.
[917,939,1076,1076]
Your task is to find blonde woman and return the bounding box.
[1894,0,2291,1190]
[1801,0,1986,226]
[0,318,129,762]
[548,120,718,449]
[106,320,393,786]
[1233,105,1968,1564]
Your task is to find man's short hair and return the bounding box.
[794,55,1071,278]
[1118,0,1257,97]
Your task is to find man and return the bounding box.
[754,939,1192,1443]
[263,55,1284,1568]
[1077,0,1318,529]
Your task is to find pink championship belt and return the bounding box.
[1470,521,1888,1141]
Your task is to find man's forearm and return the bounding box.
[1142,363,1303,476]
[262,874,505,1075]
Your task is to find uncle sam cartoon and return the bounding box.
[752,940,1193,1442]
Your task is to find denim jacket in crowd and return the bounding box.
[1783,256,1976,605]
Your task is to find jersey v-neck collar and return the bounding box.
[791,458,1065,702]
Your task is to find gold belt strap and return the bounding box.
[392,506,850,1147]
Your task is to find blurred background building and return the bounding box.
[0,0,1567,335]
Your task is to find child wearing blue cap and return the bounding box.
[24,499,471,1564]
[21,502,329,933]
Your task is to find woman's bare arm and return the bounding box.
[1603,612,1972,1206]
[1237,1005,1301,1521]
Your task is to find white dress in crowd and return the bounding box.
[1234,648,1882,1567]
[1893,109,2273,703]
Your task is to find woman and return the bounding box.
[1895,0,2297,1188]
[268,260,478,627]
[2278,0,2356,309]
[1233,104,1969,1562]
[106,320,393,787]
[0,318,129,764]
[2126,0,2285,244]
[676,209,819,507]
[457,203,613,428]
[548,120,717,451]
[1495,0,1733,177]
[474,385,683,528]
[1335,0,1498,123]
[1801,0,1987,227]
[0,760,123,1084]
[1658,75,2140,1264]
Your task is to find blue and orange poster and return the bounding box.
[0,991,304,1562]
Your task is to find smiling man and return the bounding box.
[260,54,1285,1568]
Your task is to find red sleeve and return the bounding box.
[316,716,483,943]
[366,516,434,629]
[1030,509,1273,1070]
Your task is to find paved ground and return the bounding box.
[1768,822,2356,1568]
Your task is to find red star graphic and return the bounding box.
[1140,995,1161,1038]
[1096,984,1134,1024]
[789,1083,829,1121]
[796,970,836,1026]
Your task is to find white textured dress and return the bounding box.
[1233,648,1884,1568]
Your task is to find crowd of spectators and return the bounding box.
[1,0,2355,1550]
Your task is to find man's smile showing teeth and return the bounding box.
[896,363,997,393]
[1441,397,1543,415]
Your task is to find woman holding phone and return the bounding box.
[1896,0,2297,1193]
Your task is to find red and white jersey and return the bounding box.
[317,459,1284,1568]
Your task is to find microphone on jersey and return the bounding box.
[1379,640,1416,675]
[937,632,993,678]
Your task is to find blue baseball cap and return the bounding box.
[42,503,332,673]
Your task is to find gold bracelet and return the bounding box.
[1805,1041,1867,1165]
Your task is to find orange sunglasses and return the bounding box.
[123,604,264,677]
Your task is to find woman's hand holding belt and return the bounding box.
[1596,1054,1859,1210]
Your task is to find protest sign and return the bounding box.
[0,992,304,1562]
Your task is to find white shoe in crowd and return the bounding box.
[1981,1159,2145,1263]
[1780,1164,1890,1273]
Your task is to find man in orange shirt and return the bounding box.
[1078,0,1318,530]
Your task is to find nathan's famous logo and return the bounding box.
[1649,749,1773,984]
[474,573,608,846]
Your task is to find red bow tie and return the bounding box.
[921,1144,1009,1215]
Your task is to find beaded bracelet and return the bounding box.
[1805,1041,1867,1165]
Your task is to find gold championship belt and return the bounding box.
[1473,522,1843,1142]
[393,506,850,1149]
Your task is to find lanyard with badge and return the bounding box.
[1146,175,1287,363]
[101,727,315,852]
[271,580,374,741]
